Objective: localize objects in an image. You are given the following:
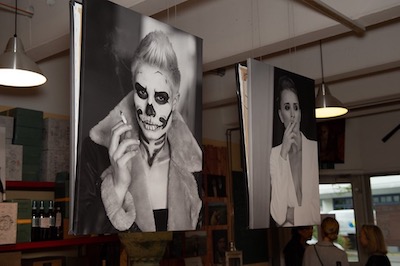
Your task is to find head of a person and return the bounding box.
[293,225,314,242]
[360,224,388,255]
[321,217,339,242]
[130,31,181,141]
[277,76,301,130]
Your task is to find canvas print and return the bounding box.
[237,59,320,228]
[71,0,203,235]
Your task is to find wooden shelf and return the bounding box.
[6,181,55,191]
[0,235,120,252]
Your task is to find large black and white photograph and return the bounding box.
[237,59,320,229]
[270,67,320,227]
[71,0,203,235]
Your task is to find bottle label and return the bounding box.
[32,217,39,227]
[49,216,56,227]
[56,213,62,227]
[40,217,50,228]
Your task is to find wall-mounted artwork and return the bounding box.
[236,59,320,228]
[70,0,203,235]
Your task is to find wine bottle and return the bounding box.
[31,200,40,241]
[39,200,49,241]
[55,204,63,240]
[48,200,56,240]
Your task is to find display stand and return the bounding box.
[118,231,172,266]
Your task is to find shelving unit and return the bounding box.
[1,180,121,265]
[0,234,119,252]
[6,181,55,191]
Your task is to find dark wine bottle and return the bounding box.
[39,200,49,241]
[55,204,63,239]
[31,200,40,241]
[48,200,56,240]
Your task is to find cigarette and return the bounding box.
[120,111,128,124]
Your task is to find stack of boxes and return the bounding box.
[9,199,32,243]
[1,108,44,181]
[1,108,71,243]
[42,118,70,182]
[0,115,22,181]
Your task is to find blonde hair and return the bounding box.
[321,217,339,241]
[361,224,388,255]
[131,31,181,95]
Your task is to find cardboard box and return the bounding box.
[9,199,32,242]
[6,144,23,181]
[0,202,18,245]
[43,118,70,150]
[0,108,43,129]
[22,163,41,182]
[0,252,22,266]
[13,126,43,147]
[0,115,14,140]
[41,150,69,182]
[23,146,42,165]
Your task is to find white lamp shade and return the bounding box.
[0,36,47,87]
[315,83,348,118]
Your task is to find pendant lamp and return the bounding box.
[315,41,347,118]
[0,0,47,87]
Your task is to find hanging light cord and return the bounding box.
[319,40,325,83]
[14,0,18,37]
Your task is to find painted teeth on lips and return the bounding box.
[142,120,161,131]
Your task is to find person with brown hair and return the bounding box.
[359,224,391,266]
[303,217,349,266]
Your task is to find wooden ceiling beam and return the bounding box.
[301,0,366,35]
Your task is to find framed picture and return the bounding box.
[208,202,227,226]
[207,175,226,197]
[212,230,228,265]
[225,250,243,266]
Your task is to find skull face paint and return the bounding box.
[133,64,176,142]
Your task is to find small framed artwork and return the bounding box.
[212,230,228,265]
[207,175,226,197]
[208,202,227,226]
[225,250,243,266]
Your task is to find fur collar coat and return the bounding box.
[89,91,202,232]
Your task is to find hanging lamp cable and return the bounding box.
[319,40,325,83]
[14,0,18,37]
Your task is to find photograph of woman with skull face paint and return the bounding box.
[270,73,320,227]
[72,0,203,235]
[75,31,202,234]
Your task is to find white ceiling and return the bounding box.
[0,0,399,117]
